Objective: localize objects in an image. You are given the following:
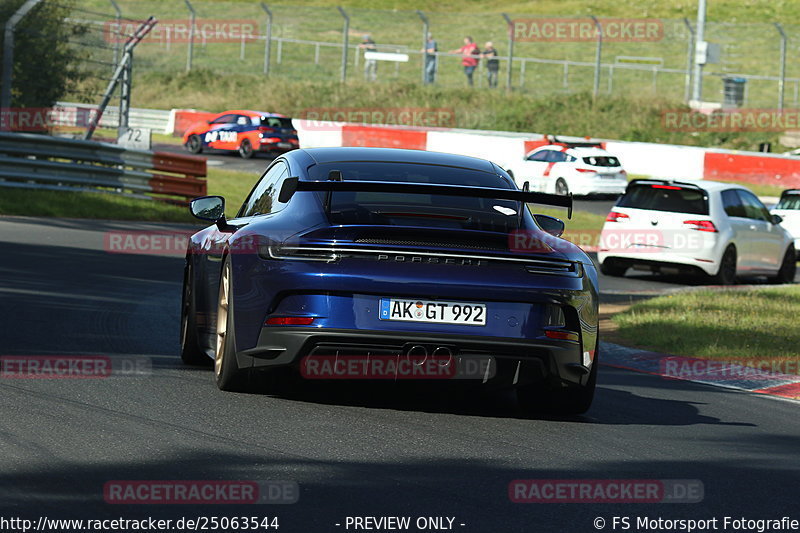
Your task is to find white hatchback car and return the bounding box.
[771,189,800,257]
[505,140,628,196]
[598,179,796,284]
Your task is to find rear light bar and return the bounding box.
[652,184,681,190]
[265,316,315,326]
[683,220,718,232]
[575,168,596,173]
[258,126,277,133]
[605,211,629,222]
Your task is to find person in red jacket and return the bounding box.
[450,36,480,87]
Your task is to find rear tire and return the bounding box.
[180,260,211,366]
[517,343,598,415]
[555,179,569,196]
[214,256,251,391]
[238,139,254,159]
[600,261,627,277]
[185,134,202,154]
[711,245,737,285]
[770,246,797,284]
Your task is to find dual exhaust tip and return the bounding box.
[404,345,453,366]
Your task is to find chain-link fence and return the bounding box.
[39,2,800,109]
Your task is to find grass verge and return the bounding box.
[611,286,800,361]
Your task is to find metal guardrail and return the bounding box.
[55,102,172,134]
[0,132,206,203]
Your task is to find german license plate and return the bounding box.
[277,142,292,148]
[379,298,486,326]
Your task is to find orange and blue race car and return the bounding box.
[182,110,299,159]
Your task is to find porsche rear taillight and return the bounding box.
[265,316,315,326]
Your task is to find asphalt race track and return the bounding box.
[1,216,798,531]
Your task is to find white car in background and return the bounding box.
[771,189,800,257]
[597,179,796,285]
[505,138,628,196]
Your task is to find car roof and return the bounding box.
[528,144,613,157]
[219,109,288,118]
[297,147,499,173]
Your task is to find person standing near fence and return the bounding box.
[482,41,499,88]
[450,37,480,87]
[359,34,378,82]
[423,33,438,85]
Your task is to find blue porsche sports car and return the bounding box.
[181,147,599,414]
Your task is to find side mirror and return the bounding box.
[534,214,565,237]
[189,195,225,221]
[772,213,783,225]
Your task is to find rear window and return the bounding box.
[776,193,800,210]
[617,184,709,215]
[307,161,521,232]
[255,116,294,129]
[582,156,620,167]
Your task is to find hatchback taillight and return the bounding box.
[683,220,718,232]
[258,126,277,133]
[606,211,629,222]
[575,168,596,173]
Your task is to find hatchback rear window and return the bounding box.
[256,116,294,129]
[775,193,800,210]
[582,156,620,167]
[617,184,709,215]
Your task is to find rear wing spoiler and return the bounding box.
[279,177,573,218]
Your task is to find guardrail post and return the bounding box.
[1,0,43,129]
[416,10,429,85]
[589,15,602,99]
[184,0,195,72]
[501,13,515,91]
[260,3,272,76]
[683,18,695,103]
[775,22,787,110]
[337,6,349,82]
[119,50,133,131]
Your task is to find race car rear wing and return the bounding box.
[278,176,573,218]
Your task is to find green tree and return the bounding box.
[0,0,90,108]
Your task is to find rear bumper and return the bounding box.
[236,327,593,388]
[598,251,717,276]
[570,176,627,196]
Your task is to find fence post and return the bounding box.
[109,0,121,76]
[1,0,44,127]
[184,0,195,72]
[691,0,707,102]
[260,3,272,76]
[683,18,694,103]
[589,15,602,99]
[337,6,349,82]
[119,50,132,131]
[501,13,514,91]
[775,22,787,110]
[416,10,429,85]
